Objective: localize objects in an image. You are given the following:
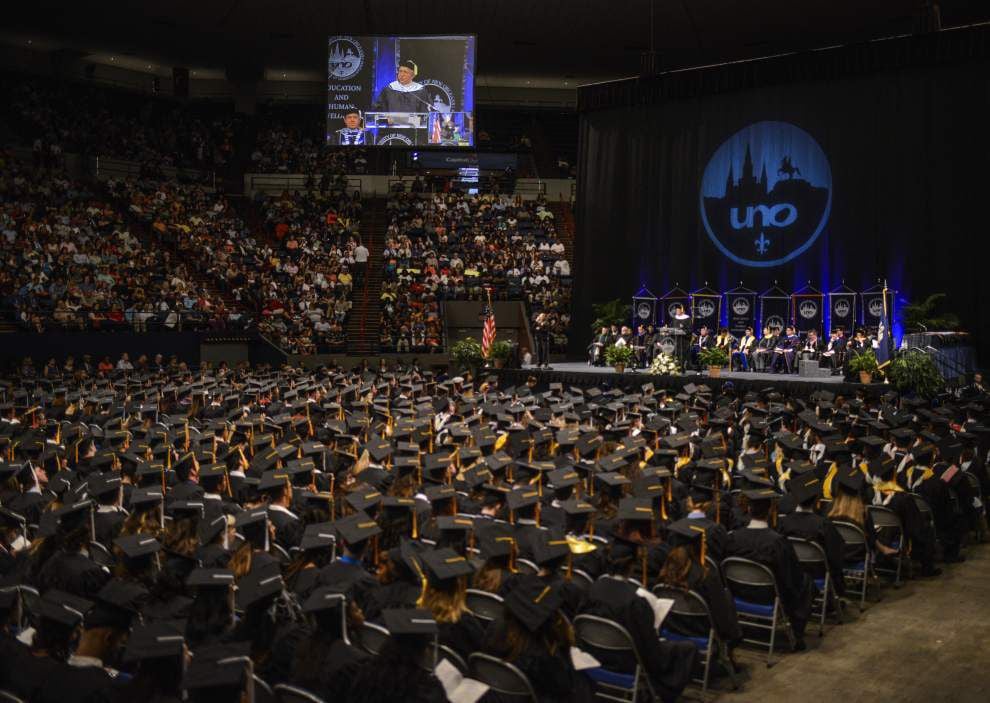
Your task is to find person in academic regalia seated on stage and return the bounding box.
[715,327,736,355]
[820,326,847,374]
[732,326,757,371]
[691,325,714,369]
[373,59,429,114]
[751,325,777,372]
[725,488,817,650]
[771,325,800,374]
[634,324,650,369]
[797,329,824,364]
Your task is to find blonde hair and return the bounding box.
[828,491,865,528]
[423,576,469,624]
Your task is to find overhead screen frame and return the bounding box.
[326,33,477,149]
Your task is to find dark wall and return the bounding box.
[0,332,203,368]
[573,28,990,364]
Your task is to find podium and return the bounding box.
[365,111,472,146]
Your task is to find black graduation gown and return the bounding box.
[663,561,742,643]
[580,576,697,703]
[318,559,381,612]
[0,645,65,702]
[167,480,204,502]
[725,527,816,636]
[195,543,230,568]
[437,612,486,661]
[36,550,111,598]
[481,618,594,703]
[288,566,322,601]
[778,509,847,596]
[93,509,126,547]
[880,490,936,567]
[363,579,420,621]
[676,516,729,564]
[292,639,369,701]
[269,508,303,549]
[38,661,116,703]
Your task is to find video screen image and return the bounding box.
[326,34,476,147]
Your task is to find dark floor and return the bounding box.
[691,542,990,702]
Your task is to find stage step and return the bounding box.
[799,359,834,378]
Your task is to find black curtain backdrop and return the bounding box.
[573,26,990,364]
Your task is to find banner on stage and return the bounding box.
[791,285,824,334]
[725,286,757,337]
[861,287,893,332]
[828,285,857,333]
[691,286,721,333]
[659,286,690,327]
[759,285,790,332]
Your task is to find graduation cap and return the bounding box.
[422,547,474,583]
[548,467,581,489]
[382,607,438,636]
[503,576,563,632]
[198,514,228,546]
[182,643,252,691]
[334,511,381,546]
[741,487,781,504]
[506,488,541,511]
[186,569,236,589]
[560,497,597,516]
[345,487,383,513]
[236,570,285,609]
[302,586,347,614]
[114,534,162,560]
[617,497,655,522]
[787,475,822,505]
[666,520,706,549]
[123,621,187,662]
[37,590,92,628]
[595,471,631,489]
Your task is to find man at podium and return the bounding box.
[374,59,430,113]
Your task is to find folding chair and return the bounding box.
[514,558,538,575]
[832,520,876,610]
[787,537,841,633]
[254,674,277,703]
[0,690,25,703]
[653,584,738,693]
[867,505,905,586]
[573,614,655,702]
[270,543,292,564]
[569,568,595,590]
[910,492,936,532]
[357,621,390,655]
[468,652,538,702]
[705,555,725,586]
[90,541,114,567]
[465,589,505,623]
[273,684,327,703]
[437,644,468,674]
[962,471,986,541]
[720,557,793,666]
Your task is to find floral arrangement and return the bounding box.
[650,353,681,375]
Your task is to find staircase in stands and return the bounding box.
[548,201,576,266]
[345,197,387,356]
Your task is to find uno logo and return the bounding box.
[732,297,751,316]
[799,300,818,319]
[328,37,364,80]
[700,121,832,267]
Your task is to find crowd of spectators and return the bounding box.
[3,73,240,174]
[0,153,237,333]
[250,104,368,174]
[255,186,365,353]
[379,188,572,352]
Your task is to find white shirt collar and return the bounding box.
[748,518,770,529]
[268,504,298,520]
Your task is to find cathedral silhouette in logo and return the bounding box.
[700,121,832,268]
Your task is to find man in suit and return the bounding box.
[798,329,824,364]
[821,326,847,374]
[691,325,714,369]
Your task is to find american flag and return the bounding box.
[481,291,496,358]
[431,114,442,144]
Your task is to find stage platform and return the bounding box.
[496,362,883,399]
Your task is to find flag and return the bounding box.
[875,285,893,369]
[481,293,496,359]
[431,114,442,144]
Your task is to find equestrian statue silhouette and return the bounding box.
[777,156,801,179]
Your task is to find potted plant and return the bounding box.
[591,299,632,335]
[698,346,729,378]
[848,351,879,384]
[886,350,945,398]
[649,352,681,376]
[450,337,484,376]
[604,344,634,373]
[487,340,512,369]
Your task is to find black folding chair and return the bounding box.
[465,588,505,623]
[273,684,327,703]
[721,557,793,666]
[0,690,25,703]
[653,584,738,693]
[867,505,905,586]
[573,614,655,702]
[787,536,842,632]
[832,520,876,610]
[357,621,390,655]
[468,652,538,702]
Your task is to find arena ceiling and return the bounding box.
[7,1,990,86]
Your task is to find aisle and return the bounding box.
[704,543,990,702]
